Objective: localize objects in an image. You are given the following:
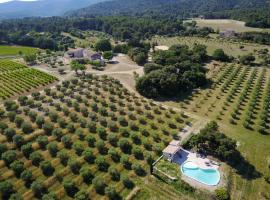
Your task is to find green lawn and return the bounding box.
[0,45,38,56]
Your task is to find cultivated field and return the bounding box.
[0,45,38,56]
[187,19,270,33]
[152,36,270,57]
[0,75,212,200]
[163,64,270,200]
[0,60,57,100]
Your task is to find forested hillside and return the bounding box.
[68,0,270,28]
[0,16,212,50]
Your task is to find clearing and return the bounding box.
[187,19,270,33]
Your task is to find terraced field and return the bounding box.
[0,75,211,200]
[0,60,57,100]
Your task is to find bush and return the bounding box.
[108,148,120,163]
[212,49,230,62]
[63,180,78,197]
[96,140,108,155]
[0,181,14,199]
[14,116,24,128]
[20,170,33,185]
[95,39,112,52]
[105,186,119,200]
[2,150,17,166]
[120,155,131,169]
[215,188,229,200]
[10,161,24,177]
[40,161,55,176]
[109,166,120,181]
[95,156,109,172]
[0,144,7,157]
[61,135,72,148]
[35,116,45,128]
[57,150,69,166]
[43,122,54,135]
[21,122,33,134]
[74,190,89,200]
[73,141,84,156]
[4,128,16,141]
[36,136,48,149]
[68,159,81,174]
[31,181,45,198]
[85,135,96,147]
[132,163,146,176]
[93,177,106,195]
[82,148,95,163]
[42,193,58,200]
[30,152,43,166]
[97,127,107,140]
[118,138,132,154]
[52,128,63,141]
[9,193,23,200]
[80,167,94,184]
[47,142,58,157]
[122,176,134,189]
[13,135,25,148]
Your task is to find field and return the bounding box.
[163,64,270,200]
[152,36,270,58]
[187,19,270,33]
[0,60,57,100]
[0,75,212,200]
[0,45,38,57]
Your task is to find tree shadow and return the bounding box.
[226,151,262,180]
[153,80,214,104]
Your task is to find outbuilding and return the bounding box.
[162,140,181,161]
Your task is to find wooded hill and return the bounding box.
[67,0,270,28]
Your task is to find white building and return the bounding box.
[64,48,104,65]
[162,140,181,161]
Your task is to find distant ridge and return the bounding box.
[67,0,269,17]
[0,0,106,19]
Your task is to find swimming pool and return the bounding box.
[181,161,220,186]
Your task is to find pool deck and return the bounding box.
[173,149,226,191]
[173,149,219,170]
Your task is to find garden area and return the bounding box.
[0,75,201,200]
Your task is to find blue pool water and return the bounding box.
[181,161,220,186]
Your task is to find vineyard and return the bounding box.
[0,75,204,200]
[0,60,57,100]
